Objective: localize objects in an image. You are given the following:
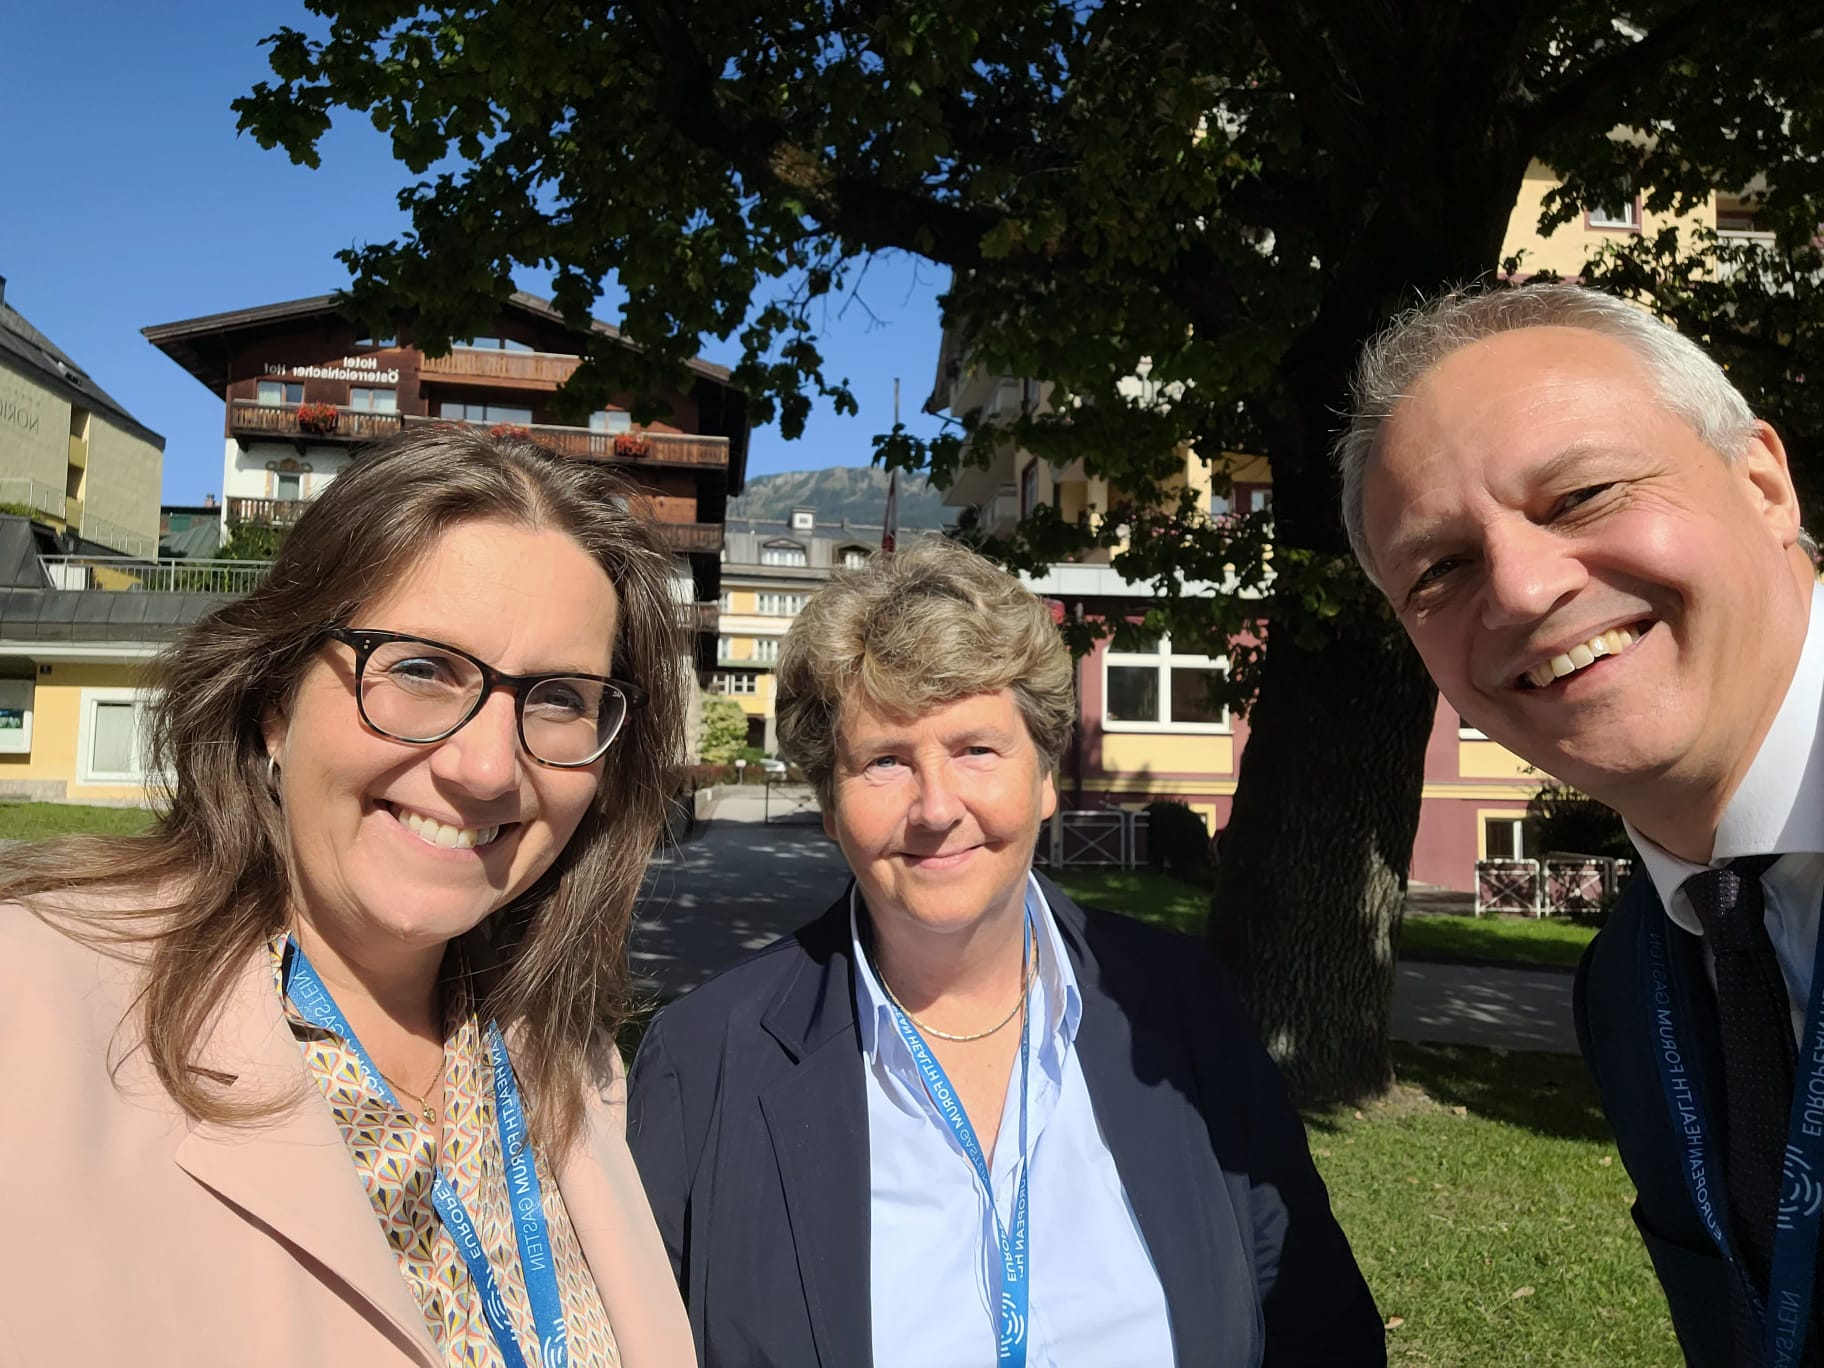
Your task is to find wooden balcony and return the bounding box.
[418,348,583,390]
[653,523,724,554]
[230,400,404,447]
[397,415,729,469]
[226,497,312,526]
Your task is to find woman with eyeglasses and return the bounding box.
[0,428,695,1367]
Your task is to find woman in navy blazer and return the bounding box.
[628,540,1382,1367]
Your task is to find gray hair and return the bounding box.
[1336,284,1760,585]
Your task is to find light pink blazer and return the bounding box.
[0,902,697,1367]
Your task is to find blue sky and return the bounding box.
[0,2,951,502]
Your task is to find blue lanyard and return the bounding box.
[283,940,570,1368]
[880,916,1032,1365]
[1643,891,1824,1366]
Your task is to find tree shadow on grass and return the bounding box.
[1324,1041,1614,1146]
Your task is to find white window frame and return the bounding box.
[1588,197,1640,230]
[257,380,302,406]
[0,678,34,754]
[760,541,807,567]
[841,546,869,569]
[752,637,781,664]
[1101,637,1231,734]
[757,592,807,616]
[348,386,397,413]
[78,688,160,784]
[711,671,758,696]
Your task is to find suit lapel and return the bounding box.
[172,949,438,1365]
[554,1084,698,1368]
[1055,891,1229,1364]
[758,899,873,1368]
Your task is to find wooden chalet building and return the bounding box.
[142,293,748,668]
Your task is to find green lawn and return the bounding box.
[1399,912,1595,971]
[1314,1044,1678,1366]
[1052,867,1598,970]
[0,801,154,840]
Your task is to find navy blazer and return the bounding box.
[1575,873,1738,1366]
[626,874,1385,1367]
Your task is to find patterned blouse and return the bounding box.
[272,937,619,1367]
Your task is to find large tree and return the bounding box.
[238,0,1824,1102]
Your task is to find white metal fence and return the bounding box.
[37,556,271,595]
[1473,854,1632,916]
[1034,808,1153,870]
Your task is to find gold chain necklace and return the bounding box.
[379,1054,446,1128]
[875,938,1038,1043]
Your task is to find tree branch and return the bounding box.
[1236,0,1375,160]
[1520,0,1811,145]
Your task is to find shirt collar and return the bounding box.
[1627,580,1824,930]
[850,872,1082,1066]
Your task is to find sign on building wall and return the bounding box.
[262,356,401,384]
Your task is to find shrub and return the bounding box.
[1526,783,1632,860]
[1145,800,1210,878]
[699,694,748,764]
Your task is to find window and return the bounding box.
[710,671,758,696]
[590,410,633,434]
[456,336,534,352]
[79,689,158,783]
[1588,196,1640,230]
[439,402,534,425]
[257,380,303,406]
[841,547,869,569]
[356,336,397,348]
[348,387,397,413]
[0,679,34,754]
[1019,460,1039,518]
[753,638,781,664]
[718,591,732,612]
[1102,635,1230,732]
[757,593,808,616]
[274,473,302,500]
[717,636,736,660]
[1484,815,1529,861]
[760,541,807,567]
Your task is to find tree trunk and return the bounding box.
[1208,622,1437,1105]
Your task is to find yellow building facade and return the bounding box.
[0,280,165,557]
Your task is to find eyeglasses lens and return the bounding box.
[359,639,627,765]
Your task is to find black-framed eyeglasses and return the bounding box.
[324,627,647,769]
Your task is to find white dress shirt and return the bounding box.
[1627,581,1824,1042]
[850,874,1176,1368]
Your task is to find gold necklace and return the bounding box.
[875,939,1038,1043]
[379,1054,446,1128]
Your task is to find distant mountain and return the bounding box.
[728,466,955,528]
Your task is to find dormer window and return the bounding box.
[761,540,807,567]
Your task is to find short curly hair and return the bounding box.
[775,538,1075,809]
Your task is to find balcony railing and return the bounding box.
[39,555,271,595]
[226,497,312,526]
[653,523,724,553]
[398,415,728,468]
[418,348,583,387]
[229,400,406,444]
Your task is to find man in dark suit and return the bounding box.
[1342,283,1823,1366]
[627,538,1382,1367]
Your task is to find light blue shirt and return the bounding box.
[850,874,1176,1368]
[1628,581,1824,1043]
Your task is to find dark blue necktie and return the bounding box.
[1685,854,1812,1365]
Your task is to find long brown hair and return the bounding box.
[4,426,686,1155]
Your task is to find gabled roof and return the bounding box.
[142,291,737,396]
[0,300,164,448]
